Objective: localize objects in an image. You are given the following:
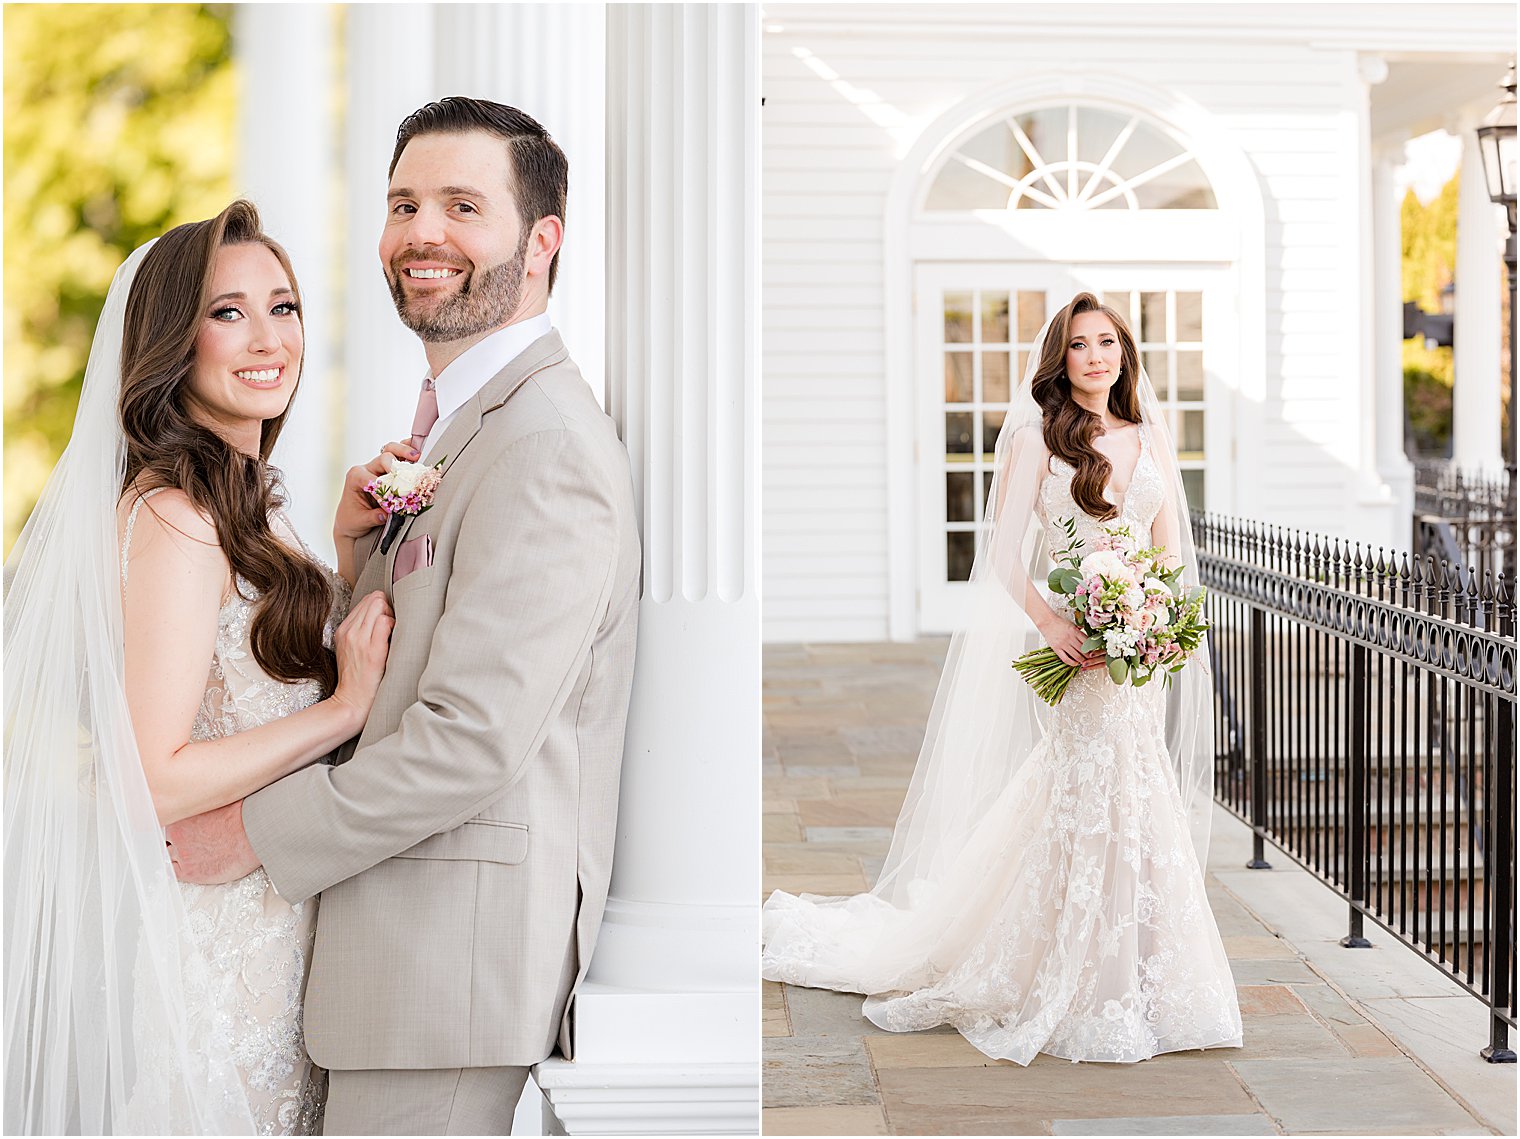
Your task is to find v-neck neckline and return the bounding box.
[1100,424,1148,515]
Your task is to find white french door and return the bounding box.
[914,263,1232,633]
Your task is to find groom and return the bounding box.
[169,98,641,1134]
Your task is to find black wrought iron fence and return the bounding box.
[1194,514,1517,1063]
[1412,459,1516,585]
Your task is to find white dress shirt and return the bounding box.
[420,312,553,460]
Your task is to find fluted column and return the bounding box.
[432,4,607,402]
[535,5,760,1134]
[1452,117,1506,473]
[235,4,337,556]
[340,6,433,474]
[1371,144,1414,520]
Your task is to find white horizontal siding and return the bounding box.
[760,5,1488,644]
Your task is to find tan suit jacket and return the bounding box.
[244,331,641,1071]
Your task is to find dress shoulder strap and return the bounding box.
[120,486,169,591]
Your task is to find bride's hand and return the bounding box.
[334,441,422,540]
[1038,616,1106,670]
[329,590,395,728]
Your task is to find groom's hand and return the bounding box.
[166,800,261,884]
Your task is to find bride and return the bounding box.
[762,292,1243,1065]
[4,201,395,1133]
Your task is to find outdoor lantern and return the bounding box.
[1475,61,1517,473]
[1476,62,1516,220]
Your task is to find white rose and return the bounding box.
[384,460,430,496]
[1078,550,1134,583]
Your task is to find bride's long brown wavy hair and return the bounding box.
[1030,292,1143,522]
[119,200,338,696]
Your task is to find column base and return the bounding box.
[535,1061,757,1136]
[1352,461,1414,548]
[535,985,758,1134]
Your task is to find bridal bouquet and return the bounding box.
[1012,518,1208,705]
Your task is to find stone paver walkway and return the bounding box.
[762,641,1514,1137]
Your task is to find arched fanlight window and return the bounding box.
[923,103,1217,212]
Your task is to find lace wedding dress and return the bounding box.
[763,427,1243,1065]
[119,490,340,1134]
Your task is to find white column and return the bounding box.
[235,4,337,557]
[1452,117,1506,473]
[1371,143,1414,524]
[432,4,607,404]
[535,5,760,1135]
[340,6,432,475]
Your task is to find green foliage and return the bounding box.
[1404,361,1453,456]
[1399,175,1460,457]
[3,3,236,552]
[1400,179,1458,312]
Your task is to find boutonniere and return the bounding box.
[367,456,446,555]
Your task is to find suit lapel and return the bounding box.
[368,329,571,588]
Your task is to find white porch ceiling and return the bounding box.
[1372,58,1514,145]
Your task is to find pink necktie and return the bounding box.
[409,377,438,453]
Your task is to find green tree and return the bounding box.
[1400,176,1458,455]
[4,3,235,552]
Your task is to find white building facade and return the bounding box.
[761,3,1515,642]
[235,4,760,1134]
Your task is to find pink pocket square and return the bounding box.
[393,534,433,585]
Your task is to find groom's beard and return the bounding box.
[388,233,530,343]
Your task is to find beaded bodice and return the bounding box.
[1036,425,1165,554]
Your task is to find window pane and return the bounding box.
[982,410,1006,457]
[1017,349,1031,379]
[1132,158,1217,210]
[1076,106,1131,167]
[945,292,973,343]
[1107,122,1183,182]
[1142,350,1169,395]
[981,292,1010,343]
[1012,187,1052,211]
[1102,292,1134,326]
[946,471,976,522]
[947,531,976,582]
[924,156,1012,211]
[1140,292,1167,343]
[1011,107,1067,165]
[1179,410,1205,459]
[1176,292,1203,340]
[945,412,974,457]
[983,351,1011,402]
[961,120,1027,182]
[1181,469,1206,513]
[983,469,994,508]
[944,352,973,402]
[1016,291,1046,341]
[1176,351,1204,401]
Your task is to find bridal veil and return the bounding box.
[4,244,257,1133]
[761,306,1215,995]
